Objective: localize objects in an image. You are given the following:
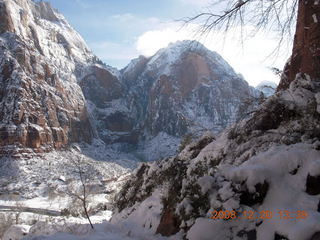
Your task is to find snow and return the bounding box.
[192,137,320,239]
[3,225,31,240]
[313,14,318,23]
[0,146,142,240]
[145,40,238,80]
[197,176,215,195]
[218,181,234,201]
[23,220,180,240]
[189,140,320,240]
[187,218,231,240]
[256,80,277,97]
[136,132,180,161]
[220,143,320,240]
[177,198,193,215]
[112,189,164,234]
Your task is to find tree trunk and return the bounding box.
[277,0,320,91]
[83,200,94,229]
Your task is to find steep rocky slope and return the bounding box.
[112,74,320,239]
[0,0,122,157]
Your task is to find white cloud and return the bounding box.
[89,41,138,62]
[135,24,291,87]
[136,26,193,56]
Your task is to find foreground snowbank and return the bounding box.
[13,217,178,240]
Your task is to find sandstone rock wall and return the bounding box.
[0,0,96,157]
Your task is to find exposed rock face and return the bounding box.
[125,41,259,135]
[156,208,181,236]
[0,0,101,156]
[278,0,320,91]
[118,41,260,160]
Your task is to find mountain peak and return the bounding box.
[152,40,206,60]
[167,39,204,49]
[144,39,237,83]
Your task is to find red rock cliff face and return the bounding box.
[278,0,320,90]
[0,0,95,157]
[140,46,258,137]
[83,41,258,151]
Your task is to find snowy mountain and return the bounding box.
[125,40,259,136]
[107,40,260,160]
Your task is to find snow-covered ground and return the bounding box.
[0,142,142,240]
[21,220,178,240]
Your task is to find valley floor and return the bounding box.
[0,145,154,240]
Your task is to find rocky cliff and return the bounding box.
[0,0,118,157]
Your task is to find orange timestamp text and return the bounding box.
[210,210,308,220]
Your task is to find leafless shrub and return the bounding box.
[63,156,96,229]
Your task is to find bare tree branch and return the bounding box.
[179,0,298,52]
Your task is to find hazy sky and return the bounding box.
[46,0,291,87]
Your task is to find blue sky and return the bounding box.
[46,0,290,86]
[46,0,205,65]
